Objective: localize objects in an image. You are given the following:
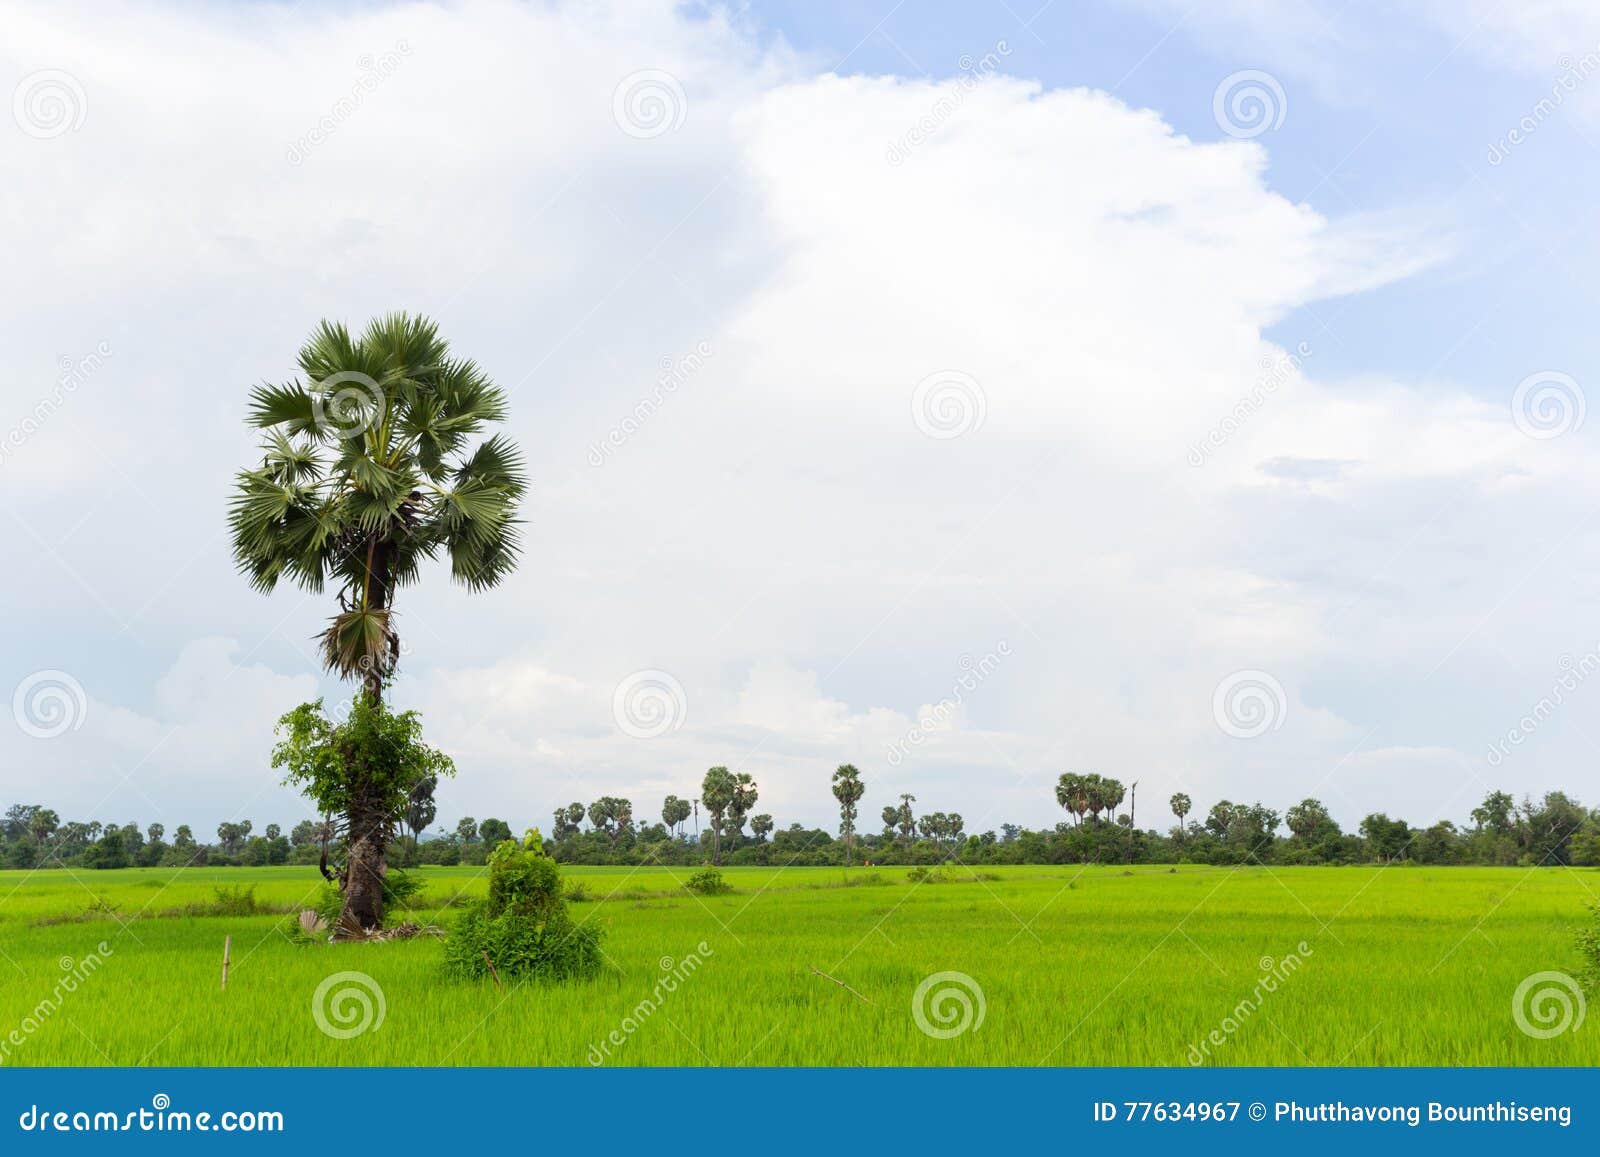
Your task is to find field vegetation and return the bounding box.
[1,863,1596,1067]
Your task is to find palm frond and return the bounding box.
[245,383,320,436]
[455,433,527,497]
[317,608,397,682]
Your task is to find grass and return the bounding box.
[0,863,1595,1066]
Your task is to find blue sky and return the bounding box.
[5,0,1600,838]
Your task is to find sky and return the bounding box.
[4,0,1600,841]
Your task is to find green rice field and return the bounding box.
[0,863,1595,1066]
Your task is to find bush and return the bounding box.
[685,866,731,895]
[906,866,947,884]
[840,872,887,887]
[207,884,261,916]
[444,831,603,984]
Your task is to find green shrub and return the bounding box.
[906,866,947,884]
[444,831,603,983]
[208,884,260,916]
[685,866,731,895]
[840,872,887,888]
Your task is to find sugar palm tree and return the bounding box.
[1056,773,1088,825]
[831,764,865,865]
[229,313,525,928]
[701,767,734,864]
[1170,792,1191,843]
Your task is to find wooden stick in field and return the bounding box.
[809,964,871,1004]
[481,951,505,993]
[221,935,231,991]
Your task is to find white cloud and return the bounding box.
[3,639,317,829]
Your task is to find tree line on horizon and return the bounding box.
[4,775,1595,872]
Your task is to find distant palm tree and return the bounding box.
[1097,777,1126,821]
[896,793,916,844]
[701,768,734,864]
[831,764,865,865]
[1056,773,1087,825]
[229,314,525,929]
[1170,792,1191,842]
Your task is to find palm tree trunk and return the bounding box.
[341,801,386,932]
[341,540,392,931]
